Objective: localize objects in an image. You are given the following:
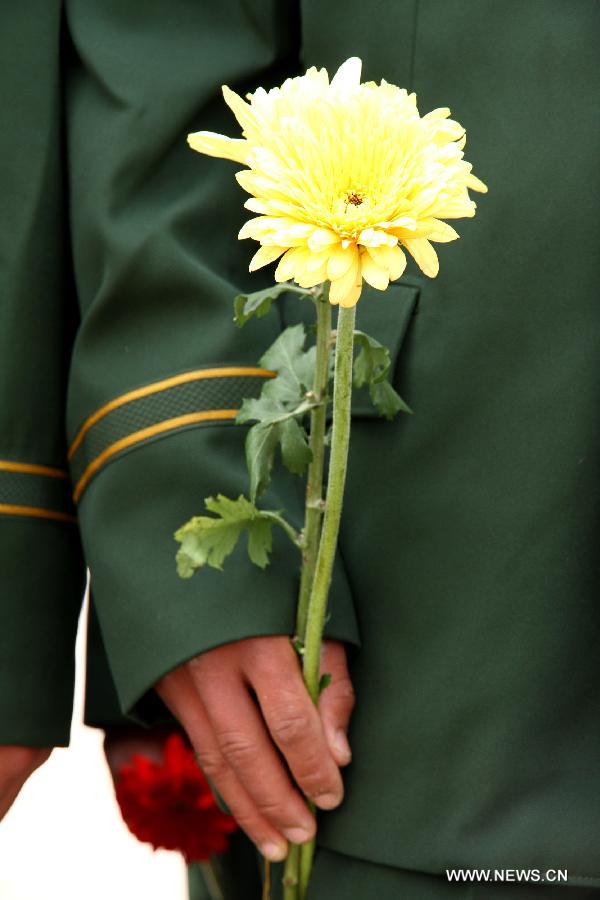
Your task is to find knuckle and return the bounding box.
[298,763,337,797]
[216,731,256,768]
[255,797,290,823]
[195,748,225,781]
[271,709,312,747]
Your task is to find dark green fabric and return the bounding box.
[0,519,83,746]
[307,0,600,881]
[188,832,263,900]
[2,0,599,887]
[273,848,600,899]
[0,2,85,746]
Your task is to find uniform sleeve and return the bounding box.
[0,3,86,747]
[64,0,359,722]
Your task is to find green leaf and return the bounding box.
[245,416,312,499]
[246,515,274,568]
[233,284,291,327]
[236,395,285,426]
[260,324,316,405]
[174,494,276,575]
[245,422,280,502]
[236,324,319,497]
[370,379,412,419]
[353,330,412,420]
[318,673,332,695]
[291,637,305,657]
[280,417,312,475]
[353,331,392,387]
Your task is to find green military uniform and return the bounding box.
[2,1,599,897]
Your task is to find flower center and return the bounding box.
[345,191,365,207]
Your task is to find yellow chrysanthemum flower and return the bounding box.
[188,57,487,308]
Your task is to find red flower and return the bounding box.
[115,732,237,862]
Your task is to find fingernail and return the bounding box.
[282,826,314,845]
[260,841,288,862]
[313,790,343,810]
[333,730,352,762]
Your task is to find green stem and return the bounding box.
[302,304,355,701]
[283,286,332,900]
[295,290,332,643]
[298,303,356,899]
[199,859,225,900]
[262,859,271,900]
[262,511,303,550]
[282,843,300,900]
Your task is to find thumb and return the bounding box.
[318,640,355,767]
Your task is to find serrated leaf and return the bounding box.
[236,395,285,426]
[245,421,280,501]
[280,417,312,475]
[246,515,273,568]
[353,330,411,420]
[260,324,316,405]
[174,494,275,575]
[233,284,291,327]
[370,379,412,419]
[353,331,391,387]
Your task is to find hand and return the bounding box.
[0,745,51,821]
[155,637,355,862]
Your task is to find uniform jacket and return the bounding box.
[1,0,599,885]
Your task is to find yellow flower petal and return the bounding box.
[403,238,439,277]
[358,229,397,248]
[244,198,270,213]
[275,247,309,282]
[188,57,486,297]
[306,250,331,273]
[367,245,407,281]
[387,245,407,281]
[326,244,357,280]
[361,252,389,291]
[187,131,249,164]
[329,254,360,305]
[330,57,362,91]
[248,245,286,272]
[222,86,258,135]
[297,265,328,288]
[424,219,460,243]
[308,228,340,251]
[338,279,363,308]
[466,173,488,193]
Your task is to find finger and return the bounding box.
[0,747,51,821]
[0,782,22,820]
[192,666,316,846]
[318,641,355,767]
[155,667,289,861]
[249,639,344,810]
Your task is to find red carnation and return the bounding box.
[115,732,237,862]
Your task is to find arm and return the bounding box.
[65,0,359,854]
[0,2,86,811]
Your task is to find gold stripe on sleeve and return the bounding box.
[72,408,238,503]
[0,460,68,479]
[68,366,274,459]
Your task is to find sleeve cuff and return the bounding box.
[78,425,360,723]
[0,517,85,746]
